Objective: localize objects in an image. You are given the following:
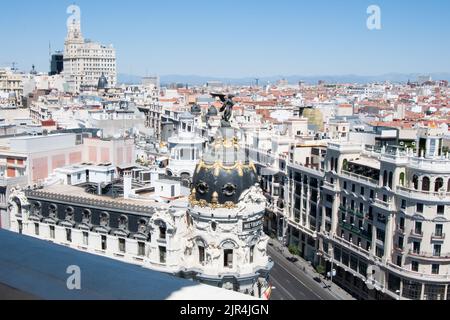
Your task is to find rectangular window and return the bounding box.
[83,232,89,245]
[376,229,385,241]
[360,187,365,196]
[199,246,205,264]
[341,251,349,266]
[434,244,441,257]
[119,238,126,253]
[413,241,421,254]
[417,203,424,213]
[101,235,107,250]
[250,246,255,264]
[343,181,347,190]
[375,246,384,258]
[138,242,145,257]
[398,236,404,249]
[50,225,55,239]
[66,228,72,243]
[159,246,167,264]
[160,226,167,240]
[352,184,356,193]
[432,264,440,275]
[370,190,374,199]
[224,249,233,268]
[34,223,39,236]
[437,205,445,215]
[400,217,405,230]
[368,207,373,220]
[415,221,422,235]
[350,255,358,271]
[435,224,443,237]
[396,256,402,267]
[401,200,406,209]
[411,261,419,272]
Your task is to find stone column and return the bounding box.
[371,224,377,256]
[383,214,394,263]
[331,194,339,237]
[305,183,310,229]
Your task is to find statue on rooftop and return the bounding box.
[211,93,235,127]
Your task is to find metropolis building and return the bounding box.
[7,125,273,298]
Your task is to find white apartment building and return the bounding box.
[251,124,450,300]
[0,68,23,107]
[64,16,116,93]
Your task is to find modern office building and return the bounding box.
[50,52,64,76]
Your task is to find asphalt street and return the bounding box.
[268,245,340,300]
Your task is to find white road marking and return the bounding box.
[270,277,297,300]
[269,246,328,300]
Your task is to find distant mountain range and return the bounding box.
[118,73,450,86]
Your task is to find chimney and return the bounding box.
[124,171,133,199]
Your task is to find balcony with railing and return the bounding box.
[384,261,450,282]
[396,185,450,201]
[323,180,338,191]
[341,170,379,186]
[373,198,394,211]
[339,222,372,240]
[431,233,446,241]
[409,230,423,239]
[408,250,450,260]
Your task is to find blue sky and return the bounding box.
[1,0,449,77]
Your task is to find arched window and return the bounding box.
[388,172,393,189]
[82,209,91,224]
[422,177,430,191]
[138,218,148,234]
[49,204,58,217]
[118,215,129,230]
[65,207,75,221]
[399,173,405,187]
[100,212,110,227]
[435,178,444,192]
[158,221,167,240]
[413,175,419,190]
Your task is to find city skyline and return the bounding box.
[1,0,450,78]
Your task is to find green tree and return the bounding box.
[288,245,300,256]
[316,264,326,275]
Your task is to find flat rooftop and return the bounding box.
[0,229,256,300]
